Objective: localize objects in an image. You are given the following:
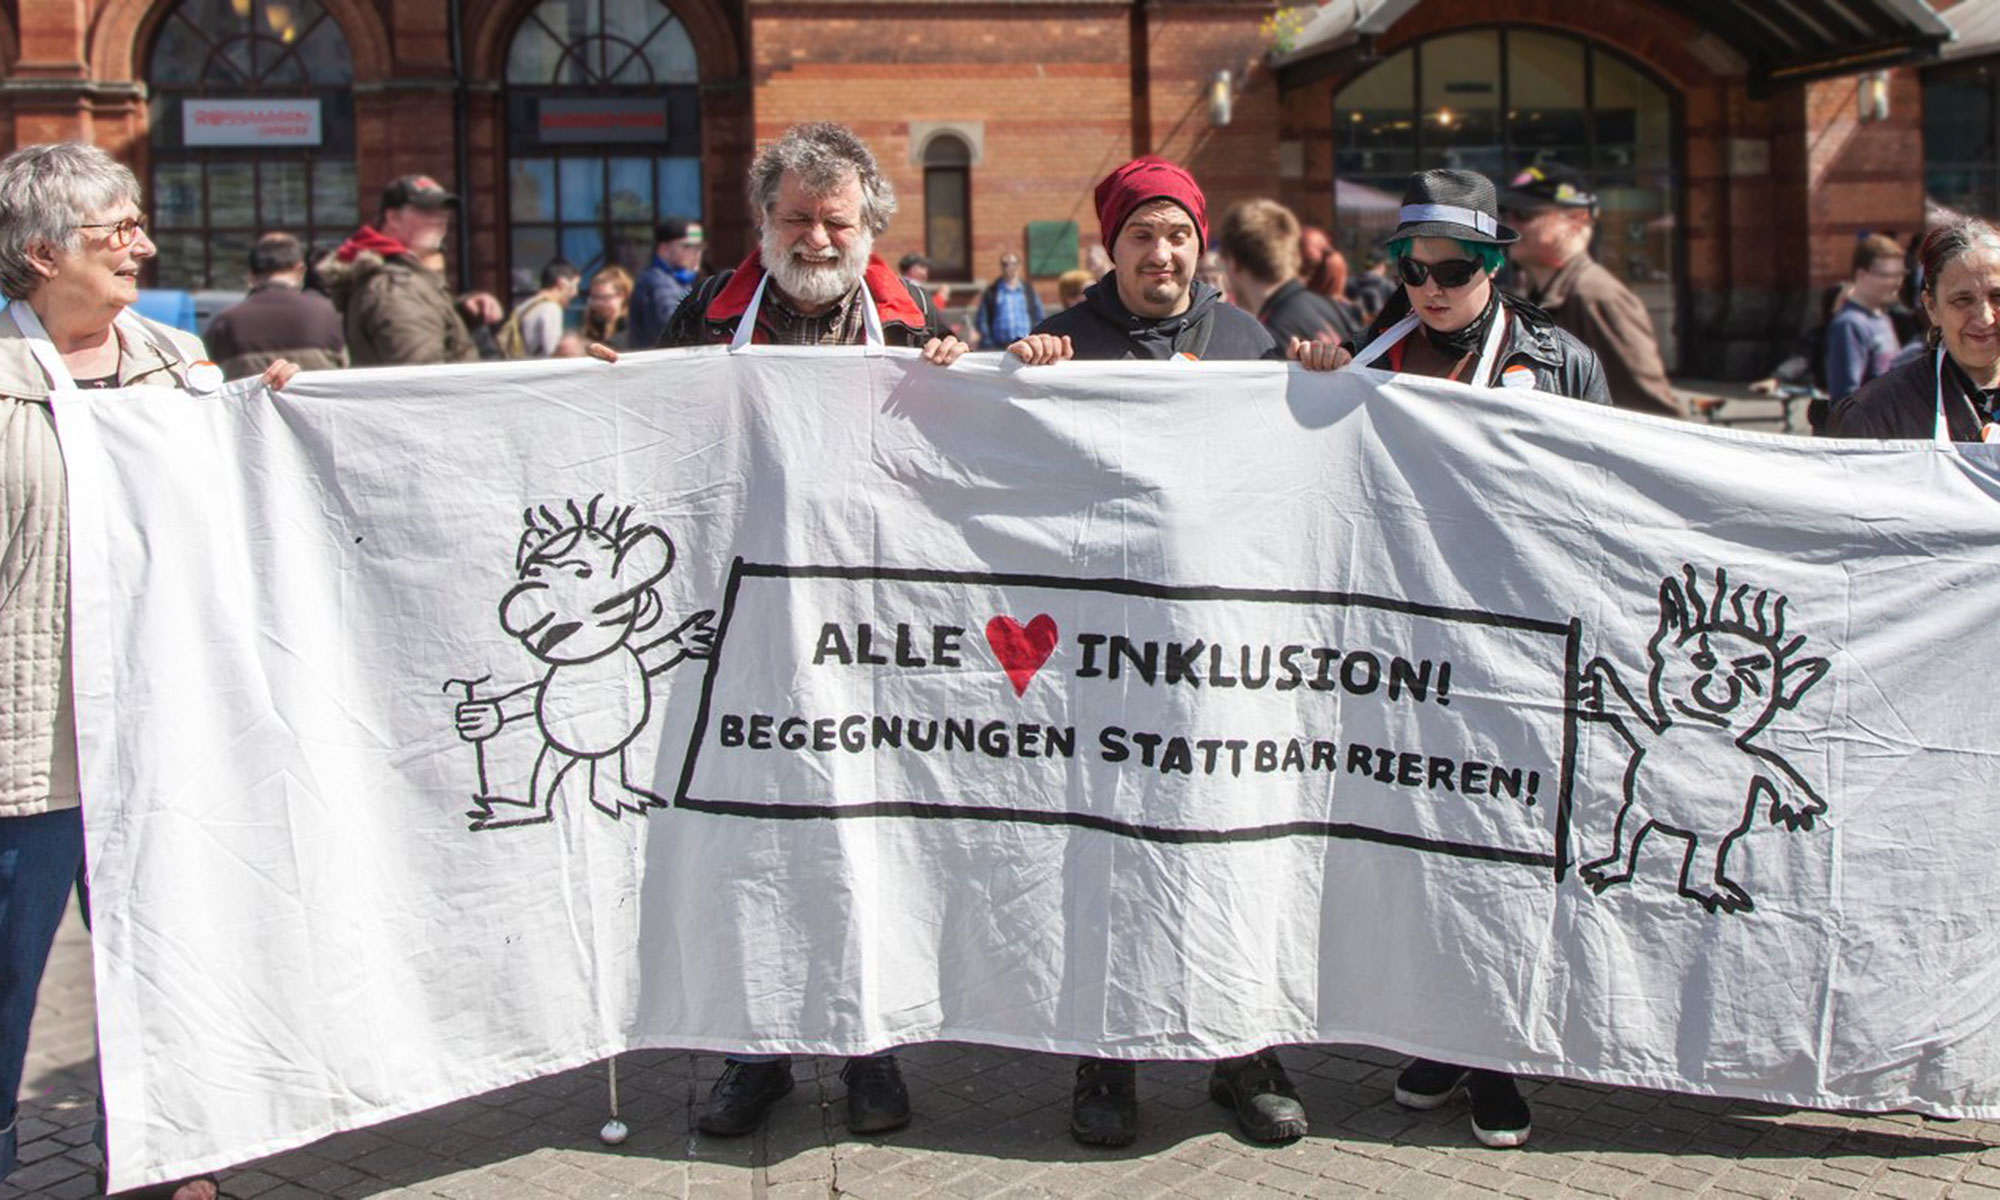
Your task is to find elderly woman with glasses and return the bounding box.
[0,142,294,1199]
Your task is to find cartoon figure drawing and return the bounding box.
[1578,565,1830,913]
[449,496,715,830]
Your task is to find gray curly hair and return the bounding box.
[747,122,896,236]
[0,143,143,301]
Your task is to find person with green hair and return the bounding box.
[1300,168,1608,1149]
[1301,168,1609,405]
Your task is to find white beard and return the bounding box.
[761,225,873,309]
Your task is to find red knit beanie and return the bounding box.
[1096,157,1208,256]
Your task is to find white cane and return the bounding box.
[599,1055,629,1144]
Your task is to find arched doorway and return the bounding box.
[503,0,702,298]
[1333,28,1679,364]
[145,0,358,290]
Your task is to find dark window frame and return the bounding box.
[144,0,357,290]
[502,0,703,299]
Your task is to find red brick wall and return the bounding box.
[1801,69,1926,287]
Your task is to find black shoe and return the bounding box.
[1208,1050,1308,1142]
[697,1059,794,1136]
[1392,1058,1469,1110]
[1467,1070,1531,1148]
[839,1054,911,1134]
[1069,1057,1137,1147]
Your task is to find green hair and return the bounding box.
[1386,237,1506,276]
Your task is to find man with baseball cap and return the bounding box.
[1500,162,1681,417]
[628,215,704,348]
[321,173,492,366]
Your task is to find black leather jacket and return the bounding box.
[1345,289,1612,406]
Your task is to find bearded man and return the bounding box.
[656,122,963,363]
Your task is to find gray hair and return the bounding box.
[0,143,143,300]
[1918,216,2000,299]
[747,122,896,235]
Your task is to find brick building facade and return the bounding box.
[0,0,1958,373]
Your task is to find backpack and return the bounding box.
[495,296,558,360]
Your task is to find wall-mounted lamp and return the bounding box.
[1209,69,1234,128]
[1859,70,1891,122]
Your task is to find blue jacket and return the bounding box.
[975,277,1044,346]
[629,257,694,350]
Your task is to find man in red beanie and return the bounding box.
[1009,156,1280,363]
[1007,157,1314,1151]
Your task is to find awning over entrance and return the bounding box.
[1274,0,1954,90]
[1933,0,2000,62]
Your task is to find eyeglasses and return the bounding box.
[1397,255,1483,288]
[76,215,148,250]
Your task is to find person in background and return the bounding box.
[580,264,634,351]
[1822,232,1909,421]
[322,174,496,367]
[1345,251,1397,324]
[1196,248,1233,306]
[628,216,704,348]
[1498,162,1682,418]
[552,333,587,358]
[1056,268,1093,310]
[1299,225,1367,335]
[898,252,931,288]
[1217,199,1361,346]
[499,258,579,359]
[974,250,1043,349]
[1830,217,2000,441]
[0,140,297,1200]
[203,231,346,380]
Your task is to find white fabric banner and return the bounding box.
[55,348,2000,1188]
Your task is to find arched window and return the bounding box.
[146,0,357,290]
[922,133,973,280]
[1334,29,1679,365]
[504,0,701,297]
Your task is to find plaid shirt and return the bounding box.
[759,284,868,346]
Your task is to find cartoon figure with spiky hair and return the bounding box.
[449,496,714,830]
[1578,565,1830,913]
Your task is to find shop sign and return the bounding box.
[537,98,671,145]
[182,99,323,147]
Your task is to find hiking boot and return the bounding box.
[839,1054,911,1135]
[1069,1057,1138,1147]
[1393,1058,1469,1110]
[697,1058,794,1136]
[1208,1050,1308,1142]
[1468,1070,1532,1148]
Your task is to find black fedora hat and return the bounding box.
[1385,168,1517,246]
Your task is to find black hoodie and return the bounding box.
[1030,276,1278,362]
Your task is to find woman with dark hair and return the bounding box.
[1828,216,2000,442]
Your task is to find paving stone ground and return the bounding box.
[4,905,1996,1198]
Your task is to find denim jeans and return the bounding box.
[0,807,86,1180]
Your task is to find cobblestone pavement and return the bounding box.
[3,906,1997,1198]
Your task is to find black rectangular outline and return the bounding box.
[674,560,1579,878]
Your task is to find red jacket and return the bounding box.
[659,252,942,348]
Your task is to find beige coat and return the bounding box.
[0,305,207,818]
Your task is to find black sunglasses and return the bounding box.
[1397,256,1484,289]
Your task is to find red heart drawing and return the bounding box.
[985,614,1059,697]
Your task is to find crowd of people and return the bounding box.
[3,117,1998,1195]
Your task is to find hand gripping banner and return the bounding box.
[55,348,2000,1188]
